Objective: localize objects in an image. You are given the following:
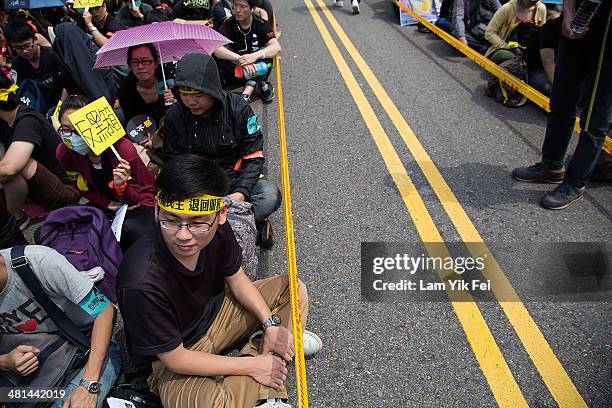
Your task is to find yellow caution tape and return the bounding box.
[273,16,310,408]
[391,0,612,154]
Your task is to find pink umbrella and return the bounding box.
[94,21,230,69]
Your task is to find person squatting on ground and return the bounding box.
[117,155,322,408]
[163,53,281,248]
[214,0,281,103]
[0,245,121,408]
[513,0,612,209]
[56,95,157,252]
[484,0,546,65]
[0,73,79,230]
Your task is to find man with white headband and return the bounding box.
[117,154,321,408]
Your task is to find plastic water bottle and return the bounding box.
[570,0,603,34]
[236,61,273,80]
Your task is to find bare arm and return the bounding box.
[0,141,34,182]
[213,45,241,62]
[540,48,556,85]
[226,268,271,323]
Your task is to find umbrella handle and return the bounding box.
[156,42,168,90]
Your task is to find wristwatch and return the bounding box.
[79,379,101,394]
[262,314,281,331]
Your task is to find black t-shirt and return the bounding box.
[527,17,561,72]
[12,46,64,109]
[0,105,69,184]
[117,222,242,373]
[218,15,276,55]
[89,155,115,200]
[0,205,27,250]
[117,74,168,125]
[98,14,127,37]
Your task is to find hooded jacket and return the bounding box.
[163,53,264,199]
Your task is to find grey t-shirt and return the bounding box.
[0,246,95,335]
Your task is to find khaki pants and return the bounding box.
[148,276,308,408]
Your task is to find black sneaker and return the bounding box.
[259,82,275,103]
[417,23,431,33]
[512,162,565,184]
[257,219,274,249]
[540,184,585,210]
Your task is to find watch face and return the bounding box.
[271,314,281,325]
[88,382,101,393]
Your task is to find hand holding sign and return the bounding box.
[68,97,125,158]
[74,0,104,8]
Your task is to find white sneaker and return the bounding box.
[352,0,360,13]
[255,399,291,408]
[303,330,323,356]
[333,0,344,7]
[248,329,322,356]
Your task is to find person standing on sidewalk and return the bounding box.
[512,0,611,209]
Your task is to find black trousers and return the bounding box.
[541,3,612,188]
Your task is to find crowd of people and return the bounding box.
[0,0,323,407]
[428,0,611,208]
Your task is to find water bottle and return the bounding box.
[235,61,273,80]
[570,0,603,34]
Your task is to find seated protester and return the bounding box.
[164,53,281,248]
[0,245,121,408]
[211,0,233,28]
[117,155,321,408]
[0,205,27,249]
[117,0,154,27]
[4,19,65,113]
[452,0,502,54]
[172,0,212,21]
[485,0,546,64]
[118,44,175,126]
[253,0,274,22]
[214,0,281,103]
[0,74,79,230]
[525,9,561,96]
[82,0,128,47]
[56,96,157,252]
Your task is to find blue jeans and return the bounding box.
[434,18,489,54]
[250,178,281,224]
[51,340,122,408]
[541,29,612,188]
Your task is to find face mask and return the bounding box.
[62,132,91,156]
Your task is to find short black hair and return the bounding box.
[0,73,20,112]
[127,43,159,63]
[234,0,256,7]
[157,154,230,203]
[4,19,35,46]
[59,95,91,122]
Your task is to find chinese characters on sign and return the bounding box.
[68,97,126,156]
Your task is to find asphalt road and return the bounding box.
[255,0,612,407]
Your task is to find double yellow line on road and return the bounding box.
[303,1,586,407]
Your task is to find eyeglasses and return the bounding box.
[57,125,74,138]
[13,42,35,52]
[129,59,155,66]
[159,212,219,233]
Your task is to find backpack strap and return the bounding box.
[10,246,90,353]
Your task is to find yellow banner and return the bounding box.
[68,97,125,156]
[74,0,104,8]
[157,195,224,215]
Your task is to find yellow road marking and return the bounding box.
[273,15,309,408]
[315,1,587,407]
[304,1,529,406]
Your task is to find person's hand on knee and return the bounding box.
[262,325,294,362]
[248,354,287,389]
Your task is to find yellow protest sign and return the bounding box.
[68,97,125,156]
[73,0,104,8]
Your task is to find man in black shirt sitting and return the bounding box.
[117,155,321,408]
[4,20,65,113]
[214,0,281,103]
[83,0,128,47]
